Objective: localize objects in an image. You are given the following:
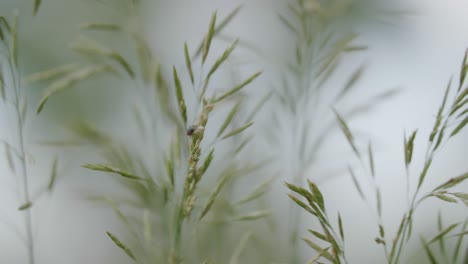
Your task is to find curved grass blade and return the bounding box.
[202,12,217,64]
[184,42,194,84]
[82,164,143,180]
[193,6,242,60]
[214,71,262,103]
[221,121,253,140]
[106,231,136,261]
[33,0,42,16]
[36,64,109,113]
[172,66,187,125]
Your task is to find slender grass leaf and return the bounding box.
[4,142,15,173]
[236,176,276,205]
[229,232,252,264]
[368,142,375,178]
[302,238,334,261]
[37,64,109,113]
[106,231,136,261]
[221,121,253,140]
[308,229,328,243]
[428,223,459,246]
[450,115,468,137]
[405,130,417,167]
[164,154,174,187]
[335,64,366,102]
[33,0,42,15]
[198,148,215,180]
[26,64,82,84]
[184,42,194,84]
[217,101,241,138]
[430,80,451,141]
[348,166,364,200]
[278,14,298,34]
[71,37,134,78]
[246,91,273,122]
[417,159,432,190]
[214,71,262,103]
[379,225,385,238]
[232,210,271,221]
[433,193,457,203]
[0,68,4,100]
[47,157,58,191]
[308,246,332,264]
[338,213,345,241]
[202,12,217,64]
[80,23,121,31]
[83,164,143,180]
[433,172,468,191]
[288,194,315,215]
[421,237,438,264]
[234,135,252,154]
[201,38,239,99]
[437,211,447,256]
[452,221,468,263]
[199,175,229,220]
[377,187,382,217]
[18,201,32,210]
[333,109,359,157]
[193,6,242,59]
[10,14,17,66]
[172,66,187,125]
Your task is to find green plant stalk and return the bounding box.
[9,57,34,264]
[172,100,213,263]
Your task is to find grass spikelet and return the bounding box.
[302,238,333,261]
[33,0,42,16]
[214,71,262,103]
[202,12,217,64]
[450,115,468,137]
[106,231,137,261]
[417,159,432,190]
[199,175,229,220]
[10,13,18,66]
[348,166,364,200]
[71,37,134,78]
[194,6,242,59]
[232,210,271,221]
[333,109,360,157]
[184,42,194,85]
[0,69,4,100]
[217,101,241,137]
[430,78,451,142]
[18,201,33,210]
[433,172,468,191]
[36,64,109,113]
[335,63,366,102]
[236,176,276,205]
[368,142,375,178]
[201,38,239,99]
[82,164,143,180]
[420,237,438,264]
[405,130,417,167]
[229,232,252,264]
[172,66,187,125]
[221,121,253,140]
[25,63,80,83]
[47,157,59,191]
[198,148,215,178]
[338,213,344,241]
[80,22,121,31]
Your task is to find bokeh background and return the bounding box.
[0,0,467,263]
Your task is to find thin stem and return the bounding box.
[9,57,34,264]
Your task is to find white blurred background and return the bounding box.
[0,0,467,263]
